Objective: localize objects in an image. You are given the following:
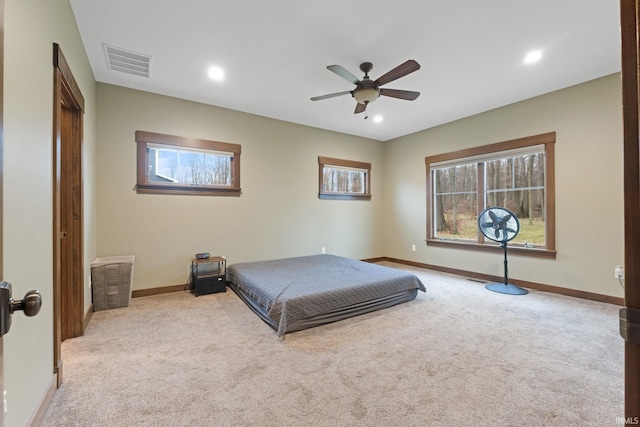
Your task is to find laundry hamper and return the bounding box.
[91,255,135,311]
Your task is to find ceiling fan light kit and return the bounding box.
[353,87,380,104]
[311,59,421,115]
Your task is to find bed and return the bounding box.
[227,254,426,336]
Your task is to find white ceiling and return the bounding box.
[69,0,621,142]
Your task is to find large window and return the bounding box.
[318,157,371,200]
[426,132,555,258]
[135,131,241,196]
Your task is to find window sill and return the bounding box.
[426,239,556,259]
[136,185,241,197]
[318,194,371,201]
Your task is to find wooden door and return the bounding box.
[52,43,85,387]
[59,102,83,340]
[621,0,640,420]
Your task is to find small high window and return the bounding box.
[318,157,371,200]
[135,131,241,196]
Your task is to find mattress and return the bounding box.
[227,254,426,336]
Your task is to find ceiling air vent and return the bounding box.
[103,44,151,77]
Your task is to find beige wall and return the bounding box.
[96,84,385,290]
[4,0,97,425]
[383,73,624,298]
[97,74,624,299]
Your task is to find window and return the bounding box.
[135,131,241,196]
[425,132,555,258]
[318,157,371,200]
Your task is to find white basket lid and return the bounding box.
[91,255,135,267]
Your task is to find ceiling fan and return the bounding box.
[310,60,421,114]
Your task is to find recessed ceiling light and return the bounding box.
[373,115,383,123]
[523,50,543,64]
[207,66,225,81]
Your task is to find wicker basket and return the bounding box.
[91,256,135,311]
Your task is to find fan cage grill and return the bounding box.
[478,207,520,243]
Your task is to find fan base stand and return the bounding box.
[485,283,529,295]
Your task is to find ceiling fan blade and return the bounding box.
[327,65,360,85]
[310,91,352,101]
[375,59,420,86]
[379,89,420,101]
[354,103,367,114]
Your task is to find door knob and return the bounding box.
[11,290,42,317]
[0,282,42,337]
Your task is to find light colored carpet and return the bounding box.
[41,263,624,426]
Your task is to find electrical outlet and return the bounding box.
[411,244,416,252]
[321,247,326,254]
[615,265,624,279]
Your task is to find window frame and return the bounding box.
[318,156,371,200]
[135,130,241,196]
[425,132,556,259]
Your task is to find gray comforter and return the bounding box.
[227,254,426,336]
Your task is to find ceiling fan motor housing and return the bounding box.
[353,62,379,104]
